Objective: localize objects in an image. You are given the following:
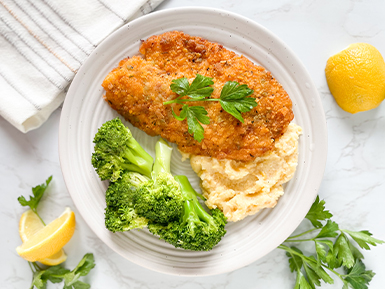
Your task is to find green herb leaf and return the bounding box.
[171,105,210,142]
[64,280,91,289]
[332,233,355,269]
[344,260,375,289]
[342,230,384,250]
[31,270,47,289]
[28,254,95,289]
[220,81,254,100]
[63,253,95,288]
[72,253,95,277]
[280,196,382,289]
[305,256,334,285]
[305,196,333,228]
[220,97,258,123]
[170,74,214,99]
[171,105,188,121]
[170,77,190,96]
[349,241,364,261]
[286,247,304,272]
[315,240,334,263]
[298,271,313,289]
[315,241,327,263]
[166,75,257,141]
[303,264,321,289]
[316,220,339,239]
[185,106,210,142]
[42,266,70,283]
[18,176,53,212]
[219,81,257,123]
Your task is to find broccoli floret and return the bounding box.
[91,118,154,182]
[133,139,184,223]
[148,175,227,251]
[105,172,149,232]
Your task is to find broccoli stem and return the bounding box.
[174,175,215,226]
[123,137,154,178]
[152,138,173,180]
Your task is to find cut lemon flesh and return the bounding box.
[19,209,45,241]
[19,209,68,265]
[16,207,75,262]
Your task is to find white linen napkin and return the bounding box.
[0,0,163,133]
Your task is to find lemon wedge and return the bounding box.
[325,43,385,113]
[19,209,68,265]
[16,207,76,262]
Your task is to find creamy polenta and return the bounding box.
[189,123,302,222]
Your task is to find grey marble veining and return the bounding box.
[1,0,385,288]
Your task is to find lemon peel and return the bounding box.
[16,207,75,262]
[325,43,385,113]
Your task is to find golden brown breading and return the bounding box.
[102,31,294,161]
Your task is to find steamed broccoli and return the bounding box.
[92,119,227,250]
[105,172,149,232]
[91,118,154,181]
[148,175,227,251]
[133,139,184,224]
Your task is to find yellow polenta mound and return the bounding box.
[190,123,302,222]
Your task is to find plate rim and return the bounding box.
[59,6,328,276]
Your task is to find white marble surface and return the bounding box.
[1,0,385,288]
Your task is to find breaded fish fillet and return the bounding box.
[102,31,294,161]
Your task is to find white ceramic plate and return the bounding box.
[59,7,327,276]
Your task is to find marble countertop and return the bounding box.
[1,0,384,288]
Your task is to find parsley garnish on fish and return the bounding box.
[164,74,258,142]
[278,196,384,289]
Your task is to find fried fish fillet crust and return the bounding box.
[102,31,294,161]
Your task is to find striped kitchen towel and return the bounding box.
[0,0,163,132]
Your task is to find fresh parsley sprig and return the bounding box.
[29,253,95,289]
[18,176,53,225]
[18,177,96,289]
[279,196,384,289]
[164,74,258,142]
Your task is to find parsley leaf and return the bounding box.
[316,220,339,239]
[165,75,257,141]
[170,74,214,99]
[28,254,95,289]
[297,271,313,289]
[219,81,257,122]
[43,266,70,283]
[279,195,383,289]
[315,241,329,262]
[185,106,210,142]
[304,264,322,288]
[18,176,52,211]
[330,232,356,269]
[342,230,384,250]
[171,105,210,142]
[63,253,95,288]
[31,270,47,289]
[282,245,334,289]
[348,241,364,261]
[18,176,52,225]
[344,260,375,289]
[305,196,333,228]
[286,247,304,272]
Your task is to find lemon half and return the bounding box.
[325,43,385,113]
